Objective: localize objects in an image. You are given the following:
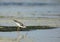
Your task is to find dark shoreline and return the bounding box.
[0,26,56,32]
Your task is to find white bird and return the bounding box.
[13,19,26,28]
[13,19,26,42]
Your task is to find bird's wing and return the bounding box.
[13,19,24,26]
[17,21,24,26]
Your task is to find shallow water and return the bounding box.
[0,4,60,18]
[0,2,60,42]
[0,28,60,42]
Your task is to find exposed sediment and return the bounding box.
[0,26,56,32]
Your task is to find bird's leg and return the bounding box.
[17,26,20,31]
[16,27,21,42]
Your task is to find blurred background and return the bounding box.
[0,0,60,42]
[0,0,60,26]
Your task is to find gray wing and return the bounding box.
[13,19,24,26]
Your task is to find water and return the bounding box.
[0,2,60,6]
[0,28,60,42]
[0,2,60,42]
[0,3,60,18]
[0,3,60,26]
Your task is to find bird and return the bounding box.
[13,19,26,29]
[13,19,26,42]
